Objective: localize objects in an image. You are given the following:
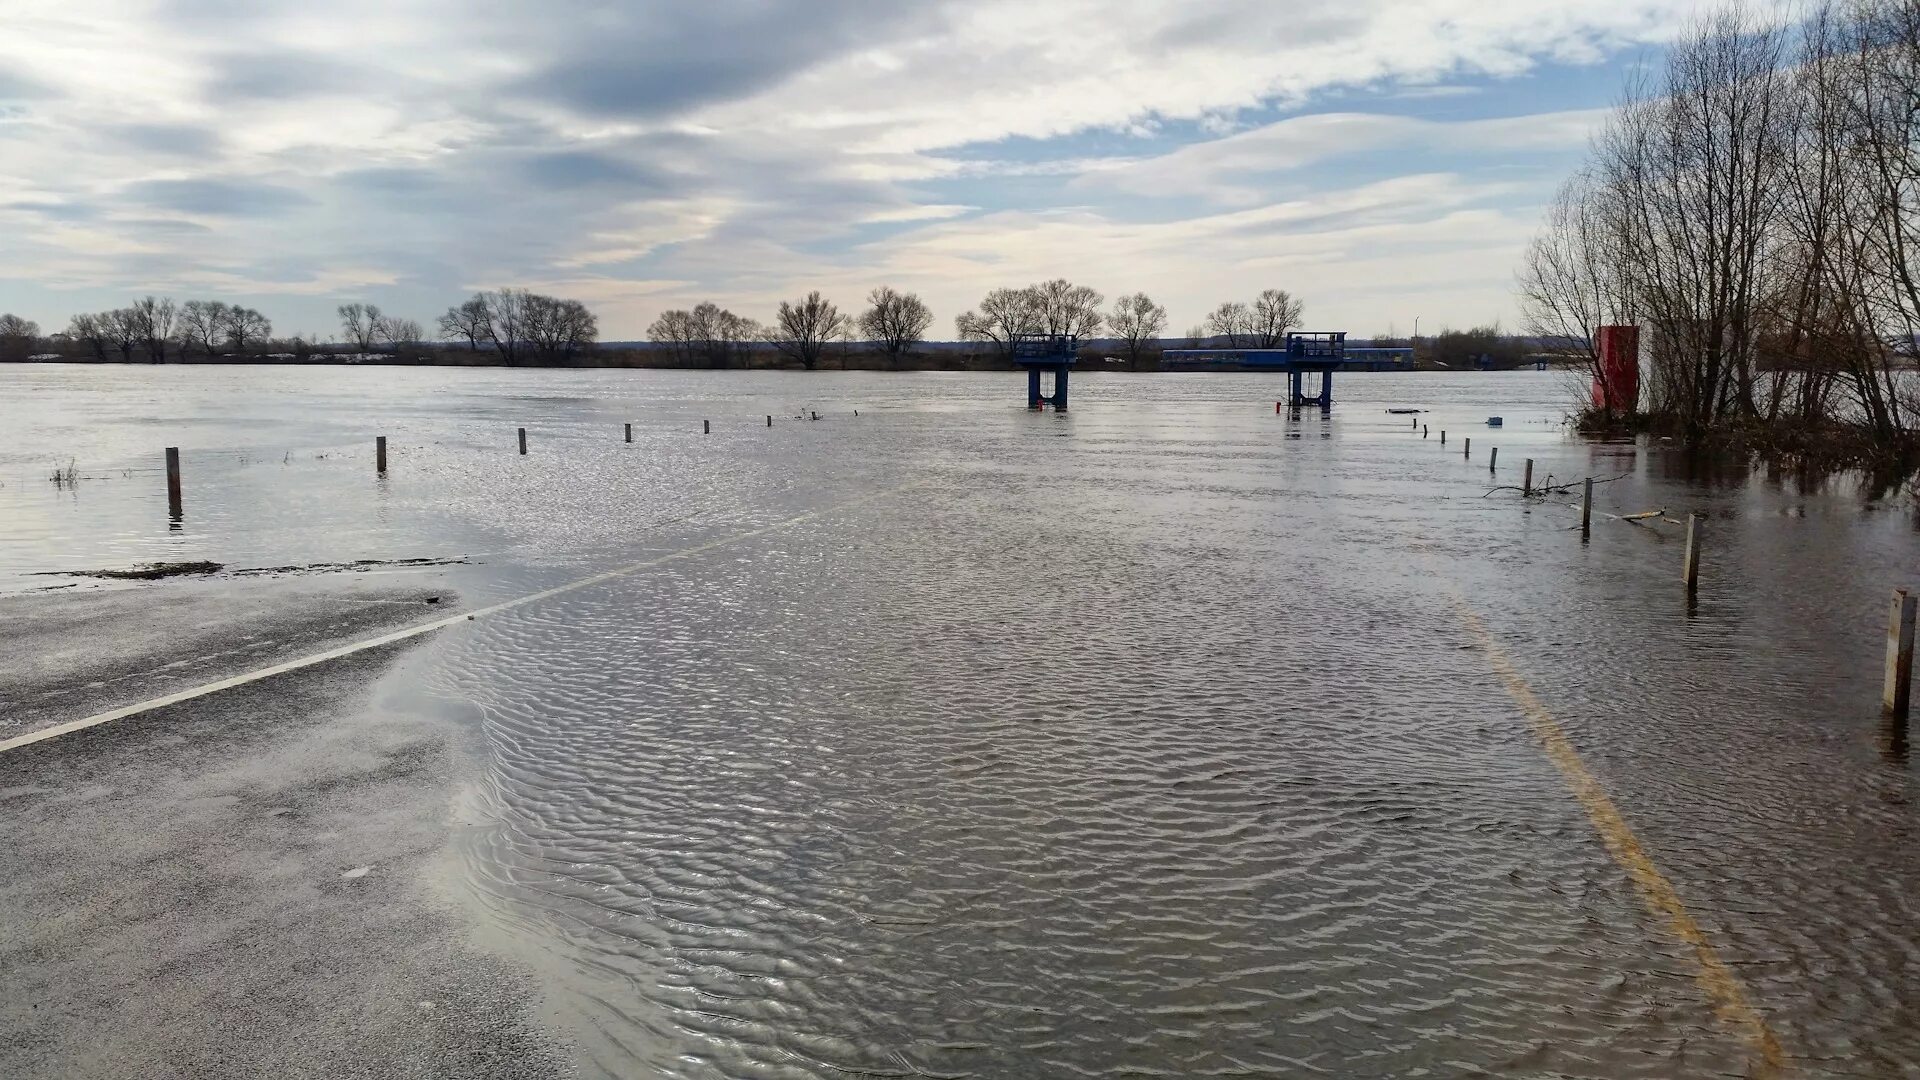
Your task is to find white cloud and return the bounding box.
[1076,108,1610,204]
[0,0,1710,337]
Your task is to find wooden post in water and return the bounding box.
[164,447,182,517]
[1522,458,1533,495]
[518,428,527,455]
[624,423,632,443]
[1683,513,1702,592]
[1887,589,1916,718]
[1422,424,1429,438]
[376,436,387,473]
[704,420,710,434]
[1440,430,1446,446]
[1581,477,1593,537]
[1464,437,1470,459]
[1489,447,1497,472]
[767,415,772,427]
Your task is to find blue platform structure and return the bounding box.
[1013,333,1076,410]
[1162,332,1359,409]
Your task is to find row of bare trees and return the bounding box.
[1522,1,1920,455]
[956,280,1304,366]
[648,287,938,369]
[1202,290,1306,350]
[644,280,1310,370]
[436,289,599,365]
[337,304,422,354]
[41,297,275,363]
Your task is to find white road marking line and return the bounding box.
[0,482,919,755]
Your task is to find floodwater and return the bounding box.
[3,364,1918,1078]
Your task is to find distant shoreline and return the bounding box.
[1,352,1550,373]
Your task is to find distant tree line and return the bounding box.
[31,298,275,363]
[646,287,938,370]
[5,280,1337,372]
[1521,1,1920,466]
[435,289,598,365]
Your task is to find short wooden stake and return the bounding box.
[703,420,710,434]
[518,428,527,455]
[624,423,632,443]
[1422,424,1429,438]
[1522,458,1533,495]
[767,415,772,427]
[376,435,387,473]
[1489,447,1497,471]
[1683,512,1702,591]
[1581,477,1593,537]
[1886,589,1916,717]
[1464,437,1470,458]
[164,447,182,517]
[1440,430,1447,446]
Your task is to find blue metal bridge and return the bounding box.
[1160,333,1413,409]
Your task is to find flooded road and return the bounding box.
[2,365,1917,1077]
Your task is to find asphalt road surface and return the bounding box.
[0,580,571,1079]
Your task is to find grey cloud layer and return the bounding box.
[0,0,1685,335]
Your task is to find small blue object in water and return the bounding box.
[1486,416,1504,427]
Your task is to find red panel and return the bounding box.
[1592,325,1639,413]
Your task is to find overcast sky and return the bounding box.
[0,1,1717,341]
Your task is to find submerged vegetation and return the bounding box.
[1522,1,1920,478]
[65,561,225,580]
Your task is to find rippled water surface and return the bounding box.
[5,364,1918,1077]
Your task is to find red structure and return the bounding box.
[1592,325,1640,415]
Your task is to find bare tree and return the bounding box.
[1808,0,1920,441]
[1519,172,1639,421]
[480,290,531,365]
[768,291,848,370]
[522,294,597,362]
[858,286,933,369]
[1585,9,1794,441]
[648,309,698,366]
[438,297,490,351]
[224,307,271,354]
[956,287,1042,359]
[688,301,756,367]
[1107,293,1166,368]
[374,313,423,352]
[128,296,177,363]
[337,303,383,353]
[0,314,39,362]
[177,301,230,359]
[1206,301,1252,347]
[105,309,141,363]
[1029,278,1104,337]
[64,314,108,361]
[1248,289,1304,347]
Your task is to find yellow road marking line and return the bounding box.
[1453,598,1786,1076]
[0,481,921,756]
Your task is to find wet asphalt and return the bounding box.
[0,581,570,1079]
[0,575,457,740]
